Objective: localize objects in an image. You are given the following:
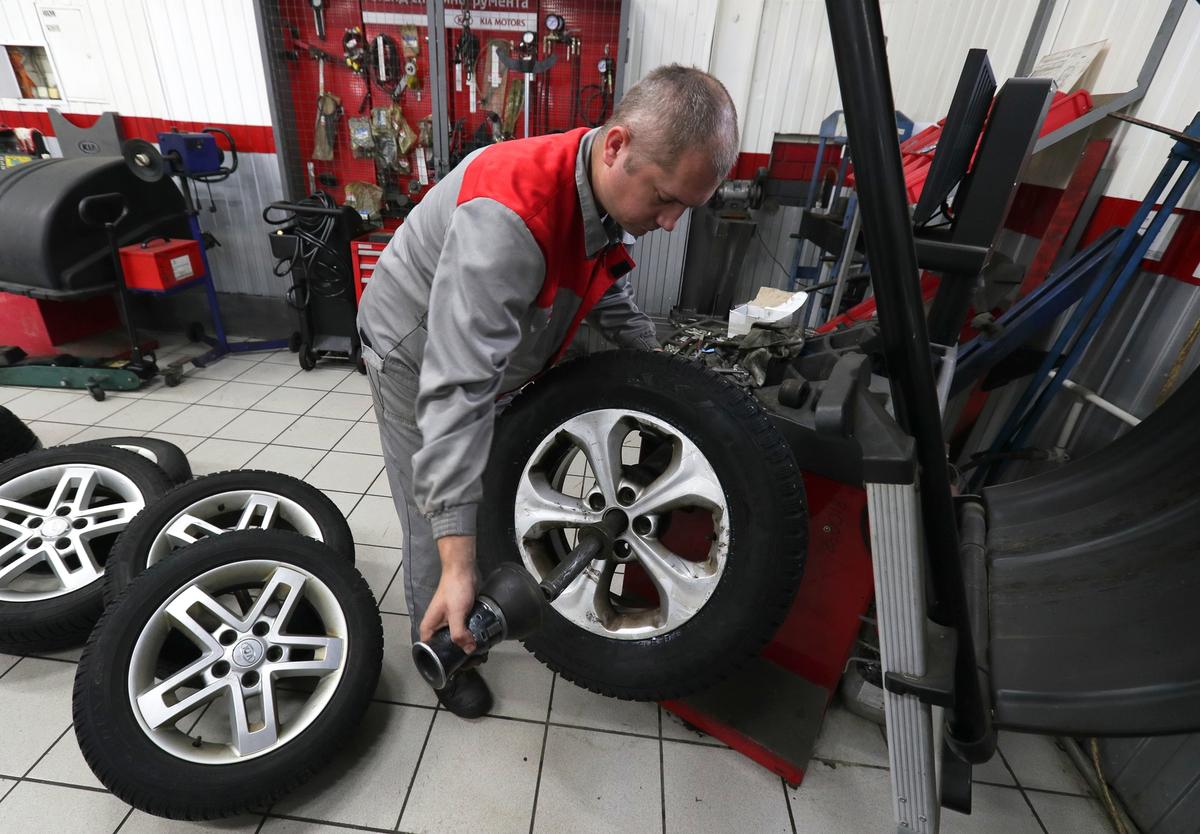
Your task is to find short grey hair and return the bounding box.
[605,64,739,180]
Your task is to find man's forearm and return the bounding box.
[436,534,476,575]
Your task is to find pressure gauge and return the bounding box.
[597,57,612,75]
[545,13,565,32]
[521,30,537,47]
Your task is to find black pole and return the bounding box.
[823,0,991,757]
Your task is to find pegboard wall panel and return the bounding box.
[262,0,624,214]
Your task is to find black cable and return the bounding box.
[577,84,610,127]
[263,192,353,308]
[754,227,793,281]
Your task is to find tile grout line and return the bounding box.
[0,655,22,682]
[19,775,110,795]
[110,805,135,833]
[7,723,74,802]
[658,706,666,834]
[998,746,1051,834]
[394,705,440,831]
[265,810,399,833]
[527,674,558,834]
[781,776,798,834]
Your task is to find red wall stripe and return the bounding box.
[0,110,276,154]
[1005,181,1200,287]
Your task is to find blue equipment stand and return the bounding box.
[123,128,289,371]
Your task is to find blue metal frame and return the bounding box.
[971,112,1200,488]
[950,228,1122,395]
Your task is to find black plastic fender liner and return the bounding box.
[985,368,1200,736]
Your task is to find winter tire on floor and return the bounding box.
[73,530,383,820]
[0,445,172,653]
[480,350,808,701]
[103,470,354,604]
[0,405,40,462]
[77,436,193,485]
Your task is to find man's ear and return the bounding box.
[602,126,630,168]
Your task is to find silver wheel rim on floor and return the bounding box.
[128,559,349,764]
[147,490,325,567]
[0,464,145,602]
[514,408,730,640]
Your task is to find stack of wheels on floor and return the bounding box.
[76,470,381,819]
[0,420,384,819]
[480,350,809,701]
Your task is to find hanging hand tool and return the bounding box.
[310,0,327,40]
[312,55,341,161]
[454,1,481,113]
[498,33,558,138]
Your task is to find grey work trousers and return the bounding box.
[364,359,439,645]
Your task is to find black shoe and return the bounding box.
[435,668,493,719]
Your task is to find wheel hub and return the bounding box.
[41,517,70,538]
[231,637,267,669]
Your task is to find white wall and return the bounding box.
[622,0,1200,313]
[0,0,271,124]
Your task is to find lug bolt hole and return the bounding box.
[26,537,42,550]
[252,621,271,637]
[71,518,87,530]
[212,661,231,677]
[242,671,260,688]
[633,516,652,535]
[218,630,237,646]
[587,493,606,511]
[617,487,637,506]
[55,538,71,550]
[613,540,632,560]
[55,506,71,517]
[267,646,284,662]
[26,518,42,528]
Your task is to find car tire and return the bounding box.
[0,405,40,462]
[480,350,808,701]
[0,445,172,653]
[73,530,383,820]
[103,470,354,604]
[77,436,192,485]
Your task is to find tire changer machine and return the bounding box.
[656,3,1200,832]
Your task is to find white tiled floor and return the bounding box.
[0,331,1117,833]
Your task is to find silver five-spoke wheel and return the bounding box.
[128,559,348,763]
[516,408,730,639]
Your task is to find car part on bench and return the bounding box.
[0,445,172,652]
[0,405,40,462]
[103,470,354,604]
[76,436,192,485]
[480,350,808,701]
[73,530,383,820]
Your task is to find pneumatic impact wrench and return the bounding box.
[411,510,628,689]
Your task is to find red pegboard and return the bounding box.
[270,1,623,215]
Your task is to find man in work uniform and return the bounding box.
[358,64,739,717]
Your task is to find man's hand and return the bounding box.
[420,535,479,654]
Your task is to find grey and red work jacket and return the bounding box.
[357,126,659,541]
